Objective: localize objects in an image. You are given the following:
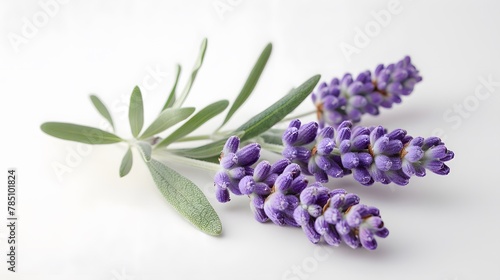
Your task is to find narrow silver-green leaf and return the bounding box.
[41,122,123,144]
[220,43,272,128]
[156,100,229,148]
[170,131,245,159]
[90,95,115,131]
[136,142,152,162]
[235,75,320,141]
[162,64,181,111]
[172,38,208,108]
[119,148,133,177]
[140,107,195,139]
[146,159,222,235]
[129,86,144,138]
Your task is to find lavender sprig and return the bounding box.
[312,56,422,127]
[281,119,454,186]
[41,37,455,247]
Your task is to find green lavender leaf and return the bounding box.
[162,64,181,111]
[119,148,133,177]
[139,107,195,139]
[172,38,208,108]
[235,75,320,141]
[136,142,152,162]
[219,43,272,128]
[90,95,115,131]
[156,100,229,148]
[41,122,123,144]
[170,131,245,159]
[146,159,222,236]
[129,86,144,138]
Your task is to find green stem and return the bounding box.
[331,148,341,156]
[176,129,233,143]
[176,134,212,142]
[280,109,316,123]
[153,151,220,172]
[257,138,285,154]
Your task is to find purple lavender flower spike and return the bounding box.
[214,136,261,202]
[312,56,422,127]
[281,120,454,186]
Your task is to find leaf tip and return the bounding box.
[206,224,222,236]
[265,42,272,51]
[40,122,49,132]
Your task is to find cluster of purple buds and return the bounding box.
[214,136,261,202]
[295,186,389,250]
[282,119,454,186]
[214,135,389,250]
[312,56,422,127]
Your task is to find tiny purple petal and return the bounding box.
[302,220,321,244]
[220,153,238,169]
[293,206,310,226]
[296,122,319,145]
[282,127,299,145]
[386,170,409,186]
[275,173,293,192]
[254,182,271,195]
[359,227,377,250]
[317,138,335,155]
[358,152,373,167]
[341,152,359,169]
[253,161,271,181]
[387,129,407,141]
[236,143,261,166]
[405,145,424,162]
[318,126,335,139]
[353,167,373,185]
[215,186,230,203]
[375,155,392,171]
[228,167,247,180]
[383,140,403,155]
[337,127,351,142]
[223,136,240,154]
[238,176,255,195]
[352,135,370,150]
[271,158,292,174]
[253,207,269,223]
[324,208,342,224]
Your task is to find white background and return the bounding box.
[1,1,500,279]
